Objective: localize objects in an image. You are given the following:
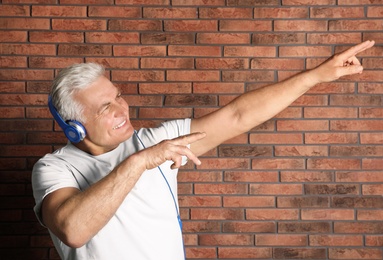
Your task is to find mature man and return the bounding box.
[32,40,375,260]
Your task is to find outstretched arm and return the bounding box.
[190,40,375,156]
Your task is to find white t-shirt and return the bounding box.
[32,119,191,260]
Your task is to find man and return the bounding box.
[32,40,375,260]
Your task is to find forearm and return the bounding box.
[46,154,145,248]
[231,68,320,132]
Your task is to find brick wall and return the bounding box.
[0,0,382,259]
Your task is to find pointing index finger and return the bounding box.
[176,132,206,146]
[337,40,375,61]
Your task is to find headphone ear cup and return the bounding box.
[66,121,87,143]
[48,96,87,143]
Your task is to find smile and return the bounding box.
[112,120,126,130]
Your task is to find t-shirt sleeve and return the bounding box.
[31,155,79,226]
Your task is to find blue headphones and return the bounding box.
[48,96,87,143]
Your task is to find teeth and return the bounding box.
[113,120,126,130]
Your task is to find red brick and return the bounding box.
[0,107,24,118]
[30,31,83,43]
[305,107,358,118]
[223,196,274,207]
[193,82,244,94]
[185,247,217,259]
[310,234,363,246]
[223,221,276,233]
[191,208,244,220]
[281,171,333,183]
[247,209,299,220]
[279,46,332,57]
[86,32,139,44]
[302,209,354,220]
[330,20,383,31]
[0,56,27,68]
[164,20,217,31]
[222,71,274,82]
[0,18,49,29]
[253,33,306,45]
[363,185,383,196]
[143,32,194,44]
[358,210,383,220]
[274,248,326,259]
[0,70,53,81]
[144,7,197,18]
[197,158,249,170]
[112,70,164,82]
[167,70,219,81]
[305,133,358,144]
[0,31,27,42]
[279,222,331,233]
[224,171,278,183]
[139,107,192,118]
[218,247,271,259]
[308,33,361,44]
[251,58,304,70]
[29,57,83,68]
[250,184,302,195]
[220,20,271,32]
[277,120,329,131]
[169,45,221,57]
[250,133,303,144]
[0,5,30,16]
[109,20,162,31]
[275,20,327,31]
[179,195,221,207]
[52,19,106,30]
[360,133,383,144]
[0,44,56,55]
[172,0,223,5]
[331,120,383,131]
[197,33,250,44]
[141,58,193,69]
[283,0,335,4]
[139,82,191,94]
[182,220,221,233]
[329,248,382,260]
[336,171,383,182]
[335,222,383,234]
[275,145,328,157]
[199,7,252,19]
[278,196,329,208]
[362,158,383,170]
[366,235,383,246]
[309,82,355,94]
[32,5,86,17]
[256,234,307,246]
[88,6,140,17]
[305,184,359,195]
[194,183,247,194]
[199,234,253,246]
[114,45,166,56]
[254,7,308,18]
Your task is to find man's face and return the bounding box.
[74,76,134,155]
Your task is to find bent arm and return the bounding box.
[41,132,205,248]
[41,153,145,248]
[190,40,375,156]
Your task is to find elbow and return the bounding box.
[53,219,90,248]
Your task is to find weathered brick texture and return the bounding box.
[0,1,382,259]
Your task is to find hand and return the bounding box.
[138,132,206,170]
[312,40,375,83]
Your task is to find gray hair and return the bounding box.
[50,63,105,123]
